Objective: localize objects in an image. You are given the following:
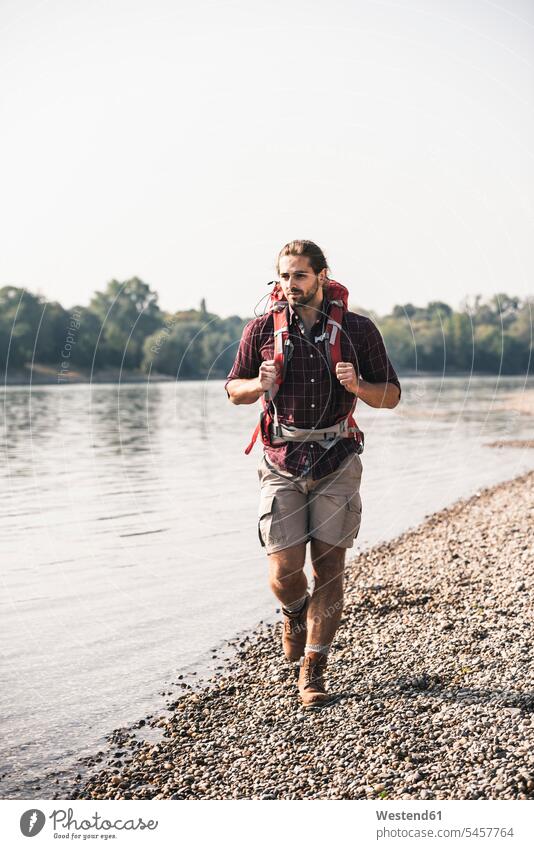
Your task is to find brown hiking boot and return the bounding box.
[298,652,334,708]
[281,596,309,661]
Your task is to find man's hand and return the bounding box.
[258,359,279,392]
[335,362,359,394]
[226,360,278,404]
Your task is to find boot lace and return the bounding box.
[303,657,326,691]
[285,615,305,636]
[283,602,307,636]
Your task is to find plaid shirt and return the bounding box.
[225,297,401,479]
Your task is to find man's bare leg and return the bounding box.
[307,538,345,646]
[268,543,310,662]
[297,539,346,707]
[267,542,308,608]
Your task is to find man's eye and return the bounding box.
[295,273,306,279]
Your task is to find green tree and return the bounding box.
[142,312,245,378]
[380,316,416,371]
[34,300,69,363]
[0,286,45,367]
[427,301,452,319]
[88,278,162,368]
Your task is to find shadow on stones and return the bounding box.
[335,672,534,714]
[349,583,433,615]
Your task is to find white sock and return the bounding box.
[304,643,330,656]
[282,595,308,614]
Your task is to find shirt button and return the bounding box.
[310,443,315,447]
[311,403,315,408]
[310,378,315,383]
[310,354,314,358]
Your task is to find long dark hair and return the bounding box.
[276,240,330,276]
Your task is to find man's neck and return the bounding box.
[289,291,325,332]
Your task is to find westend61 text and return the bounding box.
[376,810,442,821]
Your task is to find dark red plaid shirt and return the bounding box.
[225,297,401,479]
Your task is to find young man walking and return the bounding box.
[225,240,401,708]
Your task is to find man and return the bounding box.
[225,240,401,708]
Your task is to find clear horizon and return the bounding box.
[1,0,533,318]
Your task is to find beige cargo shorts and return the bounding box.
[257,451,363,554]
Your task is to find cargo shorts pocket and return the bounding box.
[258,493,285,549]
[341,492,362,544]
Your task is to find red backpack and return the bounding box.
[244,279,364,454]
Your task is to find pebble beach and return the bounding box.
[62,469,534,800]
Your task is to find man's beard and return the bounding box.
[289,278,321,306]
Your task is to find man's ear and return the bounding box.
[319,268,328,284]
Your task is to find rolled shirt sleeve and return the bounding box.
[224,319,262,396]
[357,316,401,399]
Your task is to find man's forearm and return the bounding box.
[226,377,264,405]
[354,379,400,408]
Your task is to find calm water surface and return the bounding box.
[1,376,533,797]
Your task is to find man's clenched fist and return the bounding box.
[336,362,359,394]
[258,359,279,392]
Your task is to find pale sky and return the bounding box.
[1,0,533,317]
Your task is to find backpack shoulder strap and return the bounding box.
[324,299,345,373]
[272,303,291,386]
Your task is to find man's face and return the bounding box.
[278,255,325,307]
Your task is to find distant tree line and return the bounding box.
[0,279,531,378]
[374,295,532,374]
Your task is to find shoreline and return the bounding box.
[32,468,534,801]
[3,367,178,385]
[3,368,532,387]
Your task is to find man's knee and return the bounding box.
[268,544,306,589]
[310,539,346,579]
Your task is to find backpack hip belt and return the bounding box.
[270,418,360,444]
